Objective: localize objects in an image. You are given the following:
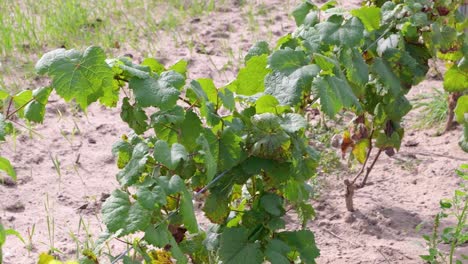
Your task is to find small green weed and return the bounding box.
[420,164,468,264]
[412,88,449,130]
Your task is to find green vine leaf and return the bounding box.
[316,16,364,47]
[455,95,468,124]
[0,114,13,141]
[154,140,188,170]
[0,156,16,180]
[141,58,166,74]
[217,129,243,171]
[180,185,198,233]
[219,227,263,264]
[151,106,185,126]
[255,94,280,114]
[121,97,149,135]
[444,65,468,92]
[101,190,151,236]
[292,1,317,26]
[278,230,320,264]
[137,186,167,209]
[245,41,271,62]
[268,49,308,73]
[251,113,291,158]
[260,193,285,217]
[116,143,149,186]
[280,113,307,133]
[229,54,270,96]
[265,239,291,264]
[312,76,361,117]
[203,190,231,223]
[129,72,182,110]
[196,135,217,183]
[169,60,188,78]
[24,87,52,123]
[376,132,401,149]
[371,57,402,97]
[265,64,320,106]
[340,49,369,92]
[350,6,381,32]
[35,46,115,109]
[109,57,150,79]
[144,223,188,263]
[13,90,32,117]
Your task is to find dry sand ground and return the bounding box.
[1,0,467,263]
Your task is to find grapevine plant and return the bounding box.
[0,0,467,263]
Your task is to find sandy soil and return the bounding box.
[1,0,467,263]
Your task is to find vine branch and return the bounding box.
[6,98,35,120]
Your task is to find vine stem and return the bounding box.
[345,128,384,212]
[358,148,382,188]
[351,129,375,185]
[10,119,43,138]
[6,98,35,120]
[5,97,13,117]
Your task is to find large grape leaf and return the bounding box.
[340,49,369,93]
[203,190,231,223]
[219,227,263,264]
[268,49,308,74]
[120,97,149,134]
[129,72,182,110]
[371,57,402,96]
[251,113,291,158]
[350,6,381,32]
[265,239,291,264]
[35,46,114,109]
[116,143,149,186]
[312,76,362,117]
[153,140,188,170]
[188,80,220,125]
[245,41,270,62]
[260,193,285,217]
[196,134,217,183]
[151,105,185,126]
[278,230,320,264]
[180,111,204,151]
[292,1,317,26]
[280,113,307,133]
[316,16,364,47]
[255,94,279,114]
[101,190,151,236]
[265,64,320,106]
[383,48,428,88]
[230,55,270,96]
[136,186,167,209]
[383,95,412,122]
[144,223,188,263]
[180,185,198,233]
[217,129,243,171]
[455,95,468,124]
[444,65,468,92]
